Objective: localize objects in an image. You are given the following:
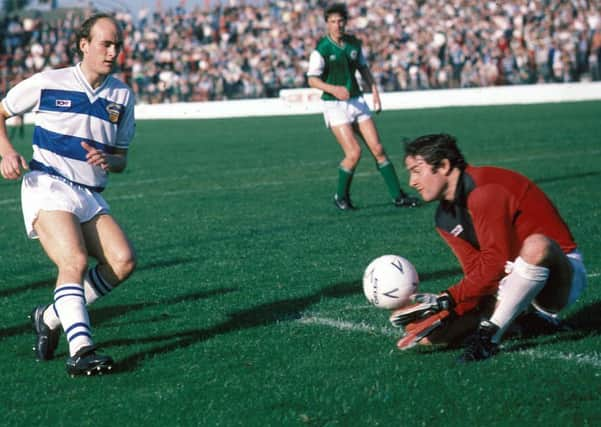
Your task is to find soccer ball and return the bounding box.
[362,255,419,310]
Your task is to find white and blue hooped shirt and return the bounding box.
[1,64,135,192]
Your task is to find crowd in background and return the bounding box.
[1,0,601,104]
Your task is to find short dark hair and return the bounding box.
[74,13,123,57]
[404,134,468,171]
[324,3,348,21]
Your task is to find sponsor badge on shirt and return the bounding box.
[56,99,72,108]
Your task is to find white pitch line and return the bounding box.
[298,315,601,368]
[520,349,601,369]
[0,198,18,206]
[110,194,145,201]
[298,315,398,337]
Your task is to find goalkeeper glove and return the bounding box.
[389,292,454,328]
[396,310,451,350]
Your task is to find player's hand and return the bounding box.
[396,310,451,350]
[332,86,350,101]
[389,292,454,327]
[82,141,109,171]
[372,93,382,113]
[0,151,29,180]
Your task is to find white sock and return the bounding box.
[43,266,113,330]
[490,257,549,343]
[53,283,94,356]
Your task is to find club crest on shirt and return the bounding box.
[450,224,464,237]
[350,50,358,60]
[106,103,121,123]
[55,99,71,108]
[329,54,336,61]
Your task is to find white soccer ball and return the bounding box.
[362,255,419,310]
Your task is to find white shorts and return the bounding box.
[562,250,587,307]
[322,96,372,127]
[21,171,110,239]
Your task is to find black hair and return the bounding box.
[404,134,468,171]
[74,13,123,57]
[324,3,348,21]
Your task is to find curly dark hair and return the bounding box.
[74,13,123,57]
[324,3,348,21]
[404,134,468,172]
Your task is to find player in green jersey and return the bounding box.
[307,3,418,210]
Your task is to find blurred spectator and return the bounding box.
[2,0,601,104]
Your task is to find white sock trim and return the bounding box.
[513,256,550,282]
[83,266,113,305]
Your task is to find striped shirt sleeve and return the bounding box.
[2,73,43,116]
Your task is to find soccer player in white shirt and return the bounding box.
[0,13,136,376]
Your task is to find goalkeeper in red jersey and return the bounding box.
[390,134,587,362]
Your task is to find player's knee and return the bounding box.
[345,146,362,165]
[371,143,386,160]
[520,234,554,265]
[110,248,137,282]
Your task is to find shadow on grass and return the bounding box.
[0,279,56,340]
[0,256,203,342]
[97,267,476,372]
[106,280,360,374]
[504,301,601,353]
[0,287,237,346]
[90,287,238,325]
[565,301,601,333]
[0,278,54,298]
[0,256,196,299]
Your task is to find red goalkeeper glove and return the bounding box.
[395,310,451,350]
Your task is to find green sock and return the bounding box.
[336,166,354,198]
[378,160,402,199]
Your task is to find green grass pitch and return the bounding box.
[0,101,600,426]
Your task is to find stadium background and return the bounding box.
[2,0,601,104]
